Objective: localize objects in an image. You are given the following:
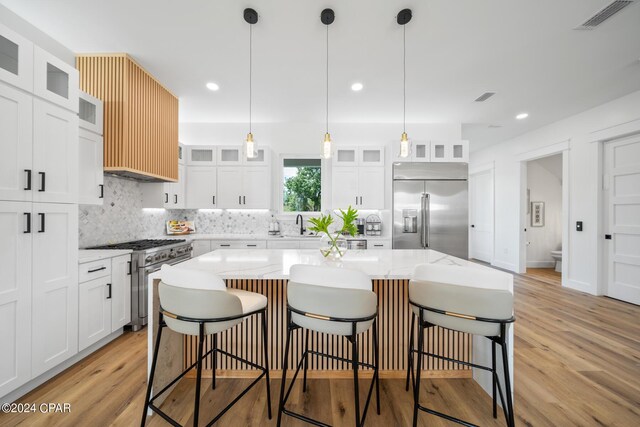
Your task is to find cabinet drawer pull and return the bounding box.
[24,169,32,191]
[24,212,31,233]
[212,195,215,205]
[243,196,246,205]
[246,244,257,247]
[374,244,384,247]
[38,213,45,233]
[99,184,104,198]
[220,244,231,247]
[38,172,46,192]
[174,194,178,204]
[88,266,107,273]
[164,193,169,203]
[106,283,112,299]
[238,196,241,205]
[127,261,132,275]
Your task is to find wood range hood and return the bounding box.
[76,53,178,182]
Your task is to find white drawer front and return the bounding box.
[368,240,392,249]
[267,240,300,249]
[212,240,267,249]
[299,240,322,249]
[79,259,111,283]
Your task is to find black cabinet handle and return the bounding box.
[220,244,231,247]
[88,266,107,273]
[355,196,358,205]
[243,196,246,205]
[127,261,132,275]
[38,213,45,232]
[23,212,31,233]
[24,170,32,190]
[106,283,112,299]
[99,184,104,198]
[238,195,241,205]
[212,195,215,205]
[247,244,257,247]
[164,193,169,203]
[38,172,46,192]
[374,244,384,247]
[174,194,178,204]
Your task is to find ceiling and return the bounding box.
[2,0,639,151]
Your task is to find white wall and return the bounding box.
[526,155,562,268]
[469,89,640,295]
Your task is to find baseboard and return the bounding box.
[492,259,518,273]
[526,261,555,268]
[1,329,124,404]
[565,279,596,295]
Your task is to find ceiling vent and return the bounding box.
[474,92,495,102]
[575,0,636,29]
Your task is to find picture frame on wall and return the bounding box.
[531,201,545,227]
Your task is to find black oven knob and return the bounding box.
[169,252,176,259]
[145,256,152,263]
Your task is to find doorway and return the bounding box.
[603,134,640,305]
[469,168,494,263]
[524,154,563,284]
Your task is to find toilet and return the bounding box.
[550,250,562,273]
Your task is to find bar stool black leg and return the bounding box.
[277,321,292,427]
[140,316,164,427]
[406,313,415,391]
[261,310,273,419]
[351,325,361,427]
[412,311,424,427]
[500,339,515,427]
[492,339,497,418]
[373,319,380,415]
[211,333,217,390]
[193,323,205,427]
[303,329,310,392]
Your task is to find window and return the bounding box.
[282,158,322,212]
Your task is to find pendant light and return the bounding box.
[397,9,412,158]
[244,8,258,158]
[321,9,335,159]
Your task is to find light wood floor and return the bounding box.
[525,268,561,287]
[1,272,639,426]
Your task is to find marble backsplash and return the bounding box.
[79,175,319,247]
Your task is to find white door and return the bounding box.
[174,164,186,208]
[217,146,242,166]
[78,129,104,205]
[186,167,217,209]
[33,99,79,204]
[358,167,385,209]
[33,46,79,113]
[31,203,78,376]
[0,201,32,397]
[243,167,271,208]
[217,167,243,208]
[110,254,131,331]
[469,169,494,263]
[0,23,34,92]
[331,168,358,209]
[78,276,111,351]
[604,135,640,305]
[0,82,33,202]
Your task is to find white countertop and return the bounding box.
[162,233,391,241]
[158,248,511,283]
[78,249,133,264]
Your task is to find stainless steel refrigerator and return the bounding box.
[392,162,468,259]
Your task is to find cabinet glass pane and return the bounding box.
[434,144,445,158]
[246,149,265,162]
[79,98,96,125]
[362,150,381,163]
[220,149,239,162]
[46,63,69,99]
[416,145,426,158]
[337,150,355,163]
[191,149,213,162]
[0,35,19,75]
[453,144,463,158]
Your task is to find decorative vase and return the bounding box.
[320,233,348,260]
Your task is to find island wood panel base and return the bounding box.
[183,279,472,378]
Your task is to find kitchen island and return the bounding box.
[147,249,513,401]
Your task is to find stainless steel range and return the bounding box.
[89,239,192,330]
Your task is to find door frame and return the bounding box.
[469,161,495,264]
[517,141,570,286]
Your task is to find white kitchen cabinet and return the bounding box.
[412,142,430,162]
[212,240,267,249]
[359,147,385,166]
[217,166,271,209]
[299,240,322,249]
[217,146,270,166]
[0,201,32,398]
[178,143,185,165]
[78,276,111,352]
[430,140,469,163]
[0,82,33,202]
[110,254,131,331]
[0,23,34,92]
[78,129,104,205]
[170,164,186,208]
[333,147,358,167]
[331,166,384,209]
[78,91,103,135]
[32,98,79,204]
[33,46,78,113]
[186,167,217,209]
[31,202,78,377]
[267,240,300,249]
[191,240,212,257]
[142,164,185,209]
[187,146,217,166]
[368,240,392,249]
[245,147,271,166]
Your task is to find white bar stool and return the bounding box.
[276,264,380,427]
[406,264,515,427]
[141,265,272,427]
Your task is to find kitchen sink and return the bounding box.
[277,234,321,239]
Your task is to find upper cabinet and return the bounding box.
[216,166,271,209]
[0,23,34,92]
[76,54,179,182]
[78,91,103,134]
[390,141,430,162]
[333,146,385,167]
[178,143,185,165]
[78,129,104,205]
[430,140,469,163]
[33,47,78,113]
[187,146,217,166]
[217,145,270,166]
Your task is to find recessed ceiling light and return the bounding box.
[206,82,220,91]
[516,112,529,120]
[351,82,364,92]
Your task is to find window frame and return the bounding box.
[277,153,327,216]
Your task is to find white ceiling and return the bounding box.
[2,0,639,150]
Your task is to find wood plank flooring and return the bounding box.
[1,272,639,426]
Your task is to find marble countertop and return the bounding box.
[162,233,391,241]
[155,249,512,285]
[78,249,133,263]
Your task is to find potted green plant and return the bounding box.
[308,206,358,259]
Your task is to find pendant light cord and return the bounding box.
[403,24,406,133]
[249,23,252,134]
[326,24,329,134]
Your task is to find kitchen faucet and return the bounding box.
[295,214,305,235]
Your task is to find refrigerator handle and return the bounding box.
[421,193,430,248]
[420,194,426,248]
